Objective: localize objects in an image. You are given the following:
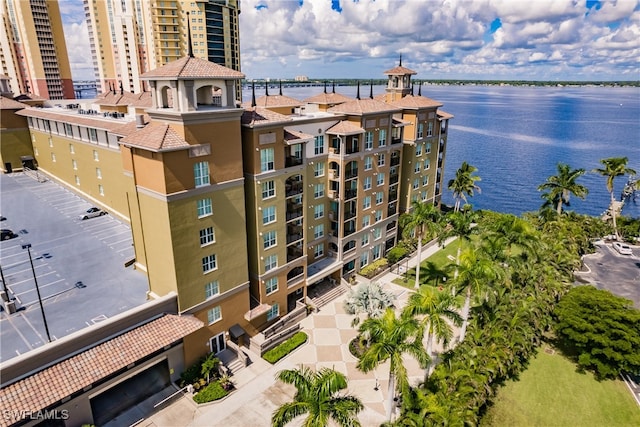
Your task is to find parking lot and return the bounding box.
[0,172,149,362]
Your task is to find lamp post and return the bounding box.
[21,244,51,342]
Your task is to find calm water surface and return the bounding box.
[243,84,640,218]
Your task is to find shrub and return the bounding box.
[193,380,229,403]
[359,258,388,278]
[263,332,308,364]
[180,355,207,387]
[387,246,408,264]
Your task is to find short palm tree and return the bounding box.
[400,201,443,289]
[593,157,636,238]
[357,308,429,422]
[343,281,395,327]
[271,366,363,427]
[447,162,481,213]
[537,162,588,215]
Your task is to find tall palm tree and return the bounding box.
[403,285,462,378]
[447,162,481,212]
[357,308,429,422]
[439,208,478,280]
[271,366,363,427]
[593,157,636,238]
[400,201,443,289]
[537,162,589,215]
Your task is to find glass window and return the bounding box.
[362,215,370,228]
[377,153,385,167]
[424,159,430,170]
[415,144,422,156]
[362,234,369,246]
[373,228,382,240]
[194,161,210,187]
[262,180,275,199]
[372,244,381,259]
[263,206,276,224]
[96,168,102,179]
[427,122,433,137]
[72,159,77,170]
[374,210,383,222]
[205,280,219,299]
[207,306,221,324]
[74,175,80,185]
[426,143,432,154]
[200,227,215,245]
[414,162,421,173]
[376,173,385,186]
[265,277,278,295]
[267,303,279,321]
[263,230,276,249]
[51,153,56,162]
[314,224,324,239]
[93,150,99,161]
[364,156,373,170]
[314,243,324,257]
[98,184,104,196]
[314,162,325,177]
[265,254,278,272]
[89,128,98,142]
[197,198,212,217]
[363,196,371,210]
[314,204,324,219]
[69,144,74,153]
[363,176,372,190]
[413,178,419,189]
[365,131,373,149]
[360,252,369,268]
[65,123,73,136]
[202,254,217,273]
[314,136,324,155]
[417,123,424,139]
[314,183,325,198]
[376,192,384,205]
[378,129,387,147]
[423,175,429,186]
[260,148,274,172]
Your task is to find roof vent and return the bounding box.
[135,114,145,129]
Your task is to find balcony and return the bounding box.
[390,156,400,167]
[346,145,359,155]
[345,170,358,180]
[286,209,303,221]
[344,227,356,237]
[328,210,337,221]
[329,170,339,180]
[389,174,399,185]
[388,191,398,202]
[391,137,402,145]
[285,156,303,167]
[286,183,303,197]
[345,188,358,200]
[329,190,339,200]
[286,232,303,244]
[344,210,356,220]
[387,204,397,216]
[287,246,304,262]
[386,221,397,232]
[329,147,341,155]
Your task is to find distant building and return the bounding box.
[294,75,309,82]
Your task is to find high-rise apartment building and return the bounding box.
[0,0,75,99]
[84,0,241,95]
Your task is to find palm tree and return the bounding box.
[343,281,395,327]
[537,162,588,215]
[271,366,363,427]
[439,208,478,280]
[400,201,443,289]
[403,285,462,378]
[447,162,481,213]
[593,157,636,238]
[357,308,429,422]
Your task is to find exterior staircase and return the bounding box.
[310,282,349,309]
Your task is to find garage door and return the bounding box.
[90,360,170,425]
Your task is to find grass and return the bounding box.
[481,348,640,427]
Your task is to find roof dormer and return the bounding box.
[383,55,417,102]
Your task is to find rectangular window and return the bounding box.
[267,303,279,321]
[207,306,222,324]
[314,162,325,177]
[263,230,276,249]
[314,183,325,198]
[365,131,373,149]
[377,153,385,167]
[363,196,371,210]
[263,206,276,224]
[205,280,220,299]
[51,153,56,162]
[197,198,213,217]
[314,204,324,219]
[424,159,430,170]
[415,144,422,156]
[72,159,77,170]
[314,135,324,155]
[363,176,372,190]
[314,224,324,239]
[69,144,74,154]
[413,178,420,189]
[372,244,381,260]
[74,175,80,185]
[417,123,424,139]
[376,192,384,205]
[96,168,102,179]
[422,191,428,201]
[202,254,217,273]
[200,227,215,246]
[89,128,98,142]
[98,184,104,196]
[194,161,210,187]
[414,162,421,173]
[262,180,275,199]
[362,234,370,246]
[260,148,275,172]
[423,175,429,186]
[360,252,369,268]
[364,156,373,171]
[378,129,387,147]
[373,228,382,240]
[314,243,324,257]
[426,143,432,154]
[93,150,99,161]
[265,254,278,272]
[362,215,370,228]
[48,136,53,147]
[265,277,278,295]
[374,210,383,222]
[376,173,385,186]
[65,123,73,136]
[427,122,433,137]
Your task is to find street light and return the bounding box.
[21,243,51,343]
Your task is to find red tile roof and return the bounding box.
[389,94,443,109]
[383,65,417,75]
[241,107,292,126]
[0,315,203,421]
[327,98,401,115]
[326,120,365,135]
[119,124,190,151]
[141,56,245,79]
[437,110,454,120]
[97,91,152,108]
[283,127,314,144]
[303,92,353,105]
[0,96,28,110]
[249,94,302,108]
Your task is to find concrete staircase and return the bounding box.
[310,282,349,309]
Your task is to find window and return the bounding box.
[202,254,217,273]
[200,227,215,246]
[427,122,433,137]
[360,252,369,268]
[267,303,279,321]
[365,131,373,150]
[426,143,432,154]
[65,123,73,136]
[265,254,278,272]
[364,156,373,170]
[96,168,102,179]
[374,210,383,222]
[194,161,210,187]
[414,162,421,173]
[263,206,276,224]
[314,224,324,239]
[378,129,387,147]
[363,196,371,210]
[417,123,424,139]
[413,179,419,189]
[376,173,385,186]
[362,215,370,228]
[424,159,430,170]
[48,137,53,147]
[314,243,324,257]
[363,176,372,190]
[422,191,428,201]
[207,306,221,324]
[373,228,382,240]
[362,234,369,246]
[263,230,276,249]
[260,148,274,172]
[376,192,384,205]
[423,175,429,186]
[314,136,324,155]
[74,175,80,185]
[377,153,385,167]
[314,183,325,198]
[415,144,422,156]
[89,128,98,142]
[69,144,74,154]
[265,277,278,295]
[314,162,325,177]
[372,244,381,260]
[205,280,219,299]
[93,150,99,161]
[51,153,56,162]
[314,204,324,219]
[72,159,77,170]
[262,180,275,199]
[98,185,104,196]
[197,198,213,217]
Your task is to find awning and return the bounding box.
[229,323,247,340]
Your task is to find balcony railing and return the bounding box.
[329,147,341,155]
[329,190,339,200]
[286,184,303,197]
[391,137,402,145]
[287,247,304,262]
[329,170,339,180]
[345,188,357,200]
[285,156,303,167]
[344,210,356,220]
[387,205,397,216]
[286,209,303,221]
[345,170,358,180]
[388,192,398,202]
[287,233,303,244]
[390,157,400,166]
[346,145,359,155]
[389,174,399,185]
[344,227,356,237]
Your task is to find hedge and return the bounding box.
[359,258,388,278]
[387,246,409,264]
[263,332,308,364]
[193,380,229,403]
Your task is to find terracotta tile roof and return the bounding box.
[141,56,245,79]
[241,107,292,126]
[14,93,48,102]
[16,108,132,131]
[303,92,353,105]
[97,91,152,108]
[437,110,454,120]
[0,96,28,110]
[389,94,443,109]
[326,120,365,135]
[111,115,151,137]
[241,94,302,109]
[327,98,401,115]
[283,127,314,144]
[119,124,189,151]
[383,65,417,75]
[0,315,202,419]
[392,117,411,126]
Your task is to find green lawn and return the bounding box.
[481,348,640,427]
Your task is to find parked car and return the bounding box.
[613,242,633,255]
[1,229,17,240]
[79,207,107,220]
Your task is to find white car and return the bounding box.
[79,207,107,220]
[613,242,633,255]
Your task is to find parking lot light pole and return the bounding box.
[21,243,51,343]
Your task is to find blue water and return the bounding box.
[243,84,640,218]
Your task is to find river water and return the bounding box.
[246,84,640,218]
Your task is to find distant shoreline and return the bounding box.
[240,79,640,88]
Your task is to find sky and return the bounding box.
[59,0,640,82]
